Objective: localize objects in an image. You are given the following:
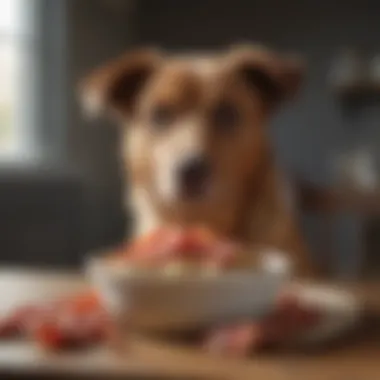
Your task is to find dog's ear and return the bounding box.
[228,45,304,107]
[79,49,162,120]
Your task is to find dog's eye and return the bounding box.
[211,102,240,133]
[150,105,175,130]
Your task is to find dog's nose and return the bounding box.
[178,155,211,198]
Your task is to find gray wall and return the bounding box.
[65,0,136,253]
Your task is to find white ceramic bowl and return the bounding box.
[86,256,287,333]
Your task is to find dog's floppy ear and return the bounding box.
[229,45,304,107]
[79,49,162,120]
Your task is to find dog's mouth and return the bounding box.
[180,175,212,200]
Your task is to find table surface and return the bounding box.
[0,268,379,380]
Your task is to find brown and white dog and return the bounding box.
[80,44,324,278]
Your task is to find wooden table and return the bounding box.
[0,269,379,380]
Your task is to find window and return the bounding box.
[0,0,39,161]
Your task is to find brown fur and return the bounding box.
[80,45,316,277]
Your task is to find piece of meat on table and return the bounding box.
[204,293,321,356]
[0,291,104,342]
[33,305,110,350]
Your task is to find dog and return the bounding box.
[80,44,332,278]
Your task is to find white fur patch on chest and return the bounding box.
[129,186,159,237]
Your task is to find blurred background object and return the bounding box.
[329,49,368,94]
[1,0,380,279]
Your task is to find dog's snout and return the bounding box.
[180,156,210,184]
[178,156,211,198]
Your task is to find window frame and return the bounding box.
[0,0,67,167]
[36,0,68,163]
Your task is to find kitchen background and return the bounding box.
[1,0,379,278]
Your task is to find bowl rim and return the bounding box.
[85,254,288,287]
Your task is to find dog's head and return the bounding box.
[80,45,303,216]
